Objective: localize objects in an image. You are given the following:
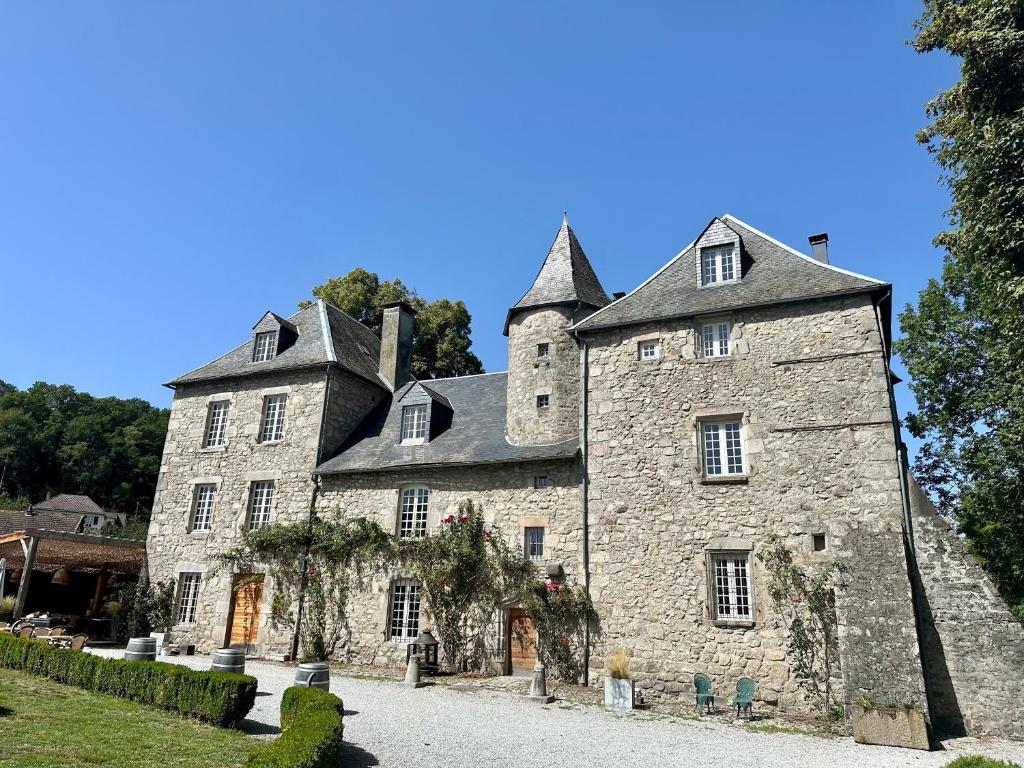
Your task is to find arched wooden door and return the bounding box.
[226,574,263,652]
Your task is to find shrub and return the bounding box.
[605,648,631,680]
[0,633,255,727]
[945,758,1022,768]
[246,686,345,768]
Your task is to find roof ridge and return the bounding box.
[421,370,506,382]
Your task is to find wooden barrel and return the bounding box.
[211,648,246,675]
[125,637,157,662]
[294,661,330,690]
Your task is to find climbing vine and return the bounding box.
[757,533,845,715]
[521,578,594,683]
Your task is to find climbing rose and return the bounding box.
[484,531,492,540]
[443,515,455,524]
[458,516,468,523]
[559,636,571,646]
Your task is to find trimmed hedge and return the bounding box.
[0,633,256,727]
[945,759,1022,768]
[246,686,345,768]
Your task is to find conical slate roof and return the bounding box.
[504,216,610,333]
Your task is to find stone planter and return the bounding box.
[604,677,635,710]
[852,705,929,750]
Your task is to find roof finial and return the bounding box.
[563,210,569,227]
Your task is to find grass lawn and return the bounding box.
[0,668,261,768]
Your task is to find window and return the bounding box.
[639,340,661,360]
[537,343,550,358]
[83,514,100,528]
[490,610,507,661]
[813,533,827,552]
[176,572,202,625]
[204,400,230,447]
[702,420,745,477]
[710,553,752,621]
[536,394,550,409]
[701,323,731,358]
[247,480,274,529]
[190,484,216,532]
[252,331,277,362]
[259,394,287,442]
[701,245,736,285]
[524,527,545,563]
[400,404,428,443]
[534,476,551,489]
[398,487,429,539]
[388,579,421,641]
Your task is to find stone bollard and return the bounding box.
[405,653,425,689]
[527,661,555,704]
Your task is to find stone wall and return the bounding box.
[580,293,927,714]
[506,306,580,445]
[317,459,581,666]
[908,481,1024,739]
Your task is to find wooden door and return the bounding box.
[227,575,263,650]
[508,608,537,669]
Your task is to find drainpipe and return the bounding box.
[576,331,591,686]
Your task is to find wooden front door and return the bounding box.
[509,608,537,670]
[227,574,263,650]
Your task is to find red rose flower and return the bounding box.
[458,516,468,523]
[484,531,492,540]
[444,515,455,524]
[547,582,559,591]
[559,636,571,646]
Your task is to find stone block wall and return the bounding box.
[580,294,927,714]
[908,481,1024,739]
[317,459,581,666]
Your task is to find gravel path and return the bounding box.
[89,650,1024,767]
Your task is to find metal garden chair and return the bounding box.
[694,673,715,714]
[730,677,755,720]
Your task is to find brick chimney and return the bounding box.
[379,302,416,391]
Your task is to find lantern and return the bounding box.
[51,567,70,586]
[406,628,439,674]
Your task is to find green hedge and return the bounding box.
[246,686,345,768]
[0,633,256,727]
[945,758,1022,768]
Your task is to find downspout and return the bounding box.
[576,331,591,686]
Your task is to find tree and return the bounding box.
[896,1,1024,620]
[301,268,484,379]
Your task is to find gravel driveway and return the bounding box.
[89,650,1024,767]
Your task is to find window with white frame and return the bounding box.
[204,400,230,447]
[537,343,550,359]
[252,331,277,362]
[190,483,216,532]
[710,552,753,621]
[398,487,429,539]
[388,579,421,641]
[247,480,274,529]
[259,394,287,442]
[701,420,745,477]
[701,322,732,358]
[83,514,101,528]
[400,404,428,443]
[176,572,202,625]
[639,340,661,360]
[536,394,550,409]
[701,245,736,285]
[524,527,545,563]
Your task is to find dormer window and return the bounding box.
[401,404,429,444]
[701,245,736,285]
[253,331,277,362]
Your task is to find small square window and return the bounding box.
[253,331,277,362]
[813,533,827,552]
[524,527,545,563]
[537,343,550,358]
[534,476,551,489]
[536,394,550,409]
[639,340,660,360]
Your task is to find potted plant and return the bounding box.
[0,596,15,623]
[604,648,635,709]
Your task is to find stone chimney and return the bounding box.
[808,233,829,264]
[379,301,416,391]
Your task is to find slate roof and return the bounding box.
[168,300,385,388]
[32,494,105,517]
[505,217,610,333]
[0,507,84,535]
[316,372,579,474]
[572,215,887,332]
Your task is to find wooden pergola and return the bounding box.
[0,528,146,621]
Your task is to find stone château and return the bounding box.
[147,214,1023,739]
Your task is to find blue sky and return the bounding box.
[1,2,956,453]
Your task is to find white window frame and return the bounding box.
[537,343,550,359]
[709,552,753,622]
[701,322,732,358]
[701,419,745,478]
[701,245,737,286]
[190,483,216,532]
[176,572,202,625]
[524,526,545,563]
[247,480,274,529]
[259,394,287,443]
[400,404,429,445]
[204,400,230,448]
[639,340,661,360]
[388,579,421,642]
[252,331,277,362]
[397,487,429,539]
[536,394,550,409]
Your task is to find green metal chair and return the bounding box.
[693,673,715,714]
[730,677,755,720]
